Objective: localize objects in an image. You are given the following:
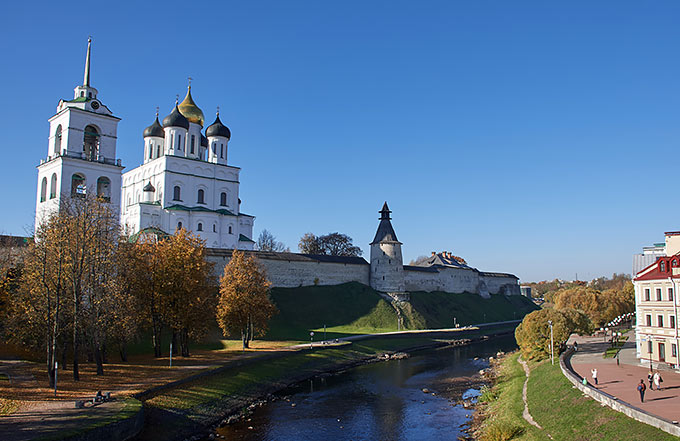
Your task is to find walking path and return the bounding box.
[568,332,680,424]
[517,356,554,439]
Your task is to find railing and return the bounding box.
[41,150,121,166]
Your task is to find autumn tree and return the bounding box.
[298,232,362,256]
[158,229,216,357]
[217,251,277,350]
[256,229,289,252]
[515,309,572,360]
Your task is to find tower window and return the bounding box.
[191,135,195,154]
[149,142,153,159]
[213,224,216,232]
[54,125,62,155]
[170,133,174,151]
[96,177,111,202]
[177,221,182,230]
[220,144,224,159]
[83,125,100,161]
[40,177,47,202]
[178,134,182,151]
[157,145,161,157]
[220,192,227,206]
[229,226,233,234]
[80,91,84,97]
[212,143,216,155]
[71,173,86,197]
[197,189,205,204]
[50,173,57,199]
[173,186,181,201]
[197,222,203,231]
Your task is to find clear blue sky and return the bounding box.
[1,1,678,282]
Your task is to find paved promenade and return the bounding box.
[568,332,680,424]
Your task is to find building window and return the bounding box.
[177,221,182,230]
[657,288,662,301]
[674,260,678,267]
[648,341,653,354]
[212,143,216,155]
[661,261,666,272]
[50,173,57,199]
[170,133,174,151]
[669,288,674,302]
[40,177,47,202]
[646,315,652,326]
[71,173,86,197]
[197,189,205,204]
[671,315,676,329]
[645,289,650,301]
[173,186,181,201]
[220,192,227,206]
[213,224,216,233]
[157,145,161,157]
[191,135,195,154]
[220,144,224,159]
[54,125,62,155]
[96,177,111,202]
[228,226,232,234]
[658,315,664,328]
[149,142,153,159]
[83,125,100,161]
[673,344,678,358]
[178,134,182,150]
[197,222,203,231]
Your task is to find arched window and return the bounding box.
[228,225,233,234]
[220,144,224,159]
[177,134,182,151]
[212,143,216,155]
[71,173,86,197]
[197,222,203,231]
[197,189,205,204]
[83,125,100,161]
[661,261,666,272]
[97,177,111,201]
[50,173,57,199]
[212,224,216,232]
[157,145,161,157]
[220,192,227,206]
[177,221,182,230]
[190,135,195,154]
[149,142,153,159]
[54,125,62,155]
[173,186,181,201]
[40,177,47,202]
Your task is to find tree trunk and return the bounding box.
[94,344,104,376]
[102,343,108,364]
[152,318,162,358]
[72,323,80,381]
[181,328,189,357]
[60,339,67,371]
[171,330,178,356]
[119,343,128,362]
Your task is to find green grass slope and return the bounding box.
[409,290,539,328]
[265,282,538,341]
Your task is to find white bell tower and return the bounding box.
[35,38,123,231]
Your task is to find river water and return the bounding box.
[214,335,517,441]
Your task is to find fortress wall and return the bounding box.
[207,254,370,288]
[405,267,480,293]
[480,273,520,295]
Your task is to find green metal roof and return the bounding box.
[165,204,235,215]
[239,234,255,243]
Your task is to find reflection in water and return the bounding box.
[215,335,517,441]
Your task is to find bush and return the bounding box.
[480,420,524,441]
[478,384,498,403]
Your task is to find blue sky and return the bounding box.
[1,1,678,282]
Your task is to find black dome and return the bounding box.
[162,105,190,129]
[200,135,208,147]
[206,115,231,138]
[143,117,164,138]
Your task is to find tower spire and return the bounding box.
[83,37,92,87]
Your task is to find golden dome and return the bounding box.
[178,86,204,127]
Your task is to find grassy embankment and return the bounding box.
[476,353,676,441]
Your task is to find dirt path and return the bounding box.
[518,356,553,439]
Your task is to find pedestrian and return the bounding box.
[591,368,598,385]
[638,379,647,403]
[648,371,654,390]
[574,341,578,352]
[654,372,662,391]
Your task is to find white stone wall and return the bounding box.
[370,242,405,292]
[479,274,521,295]
[207,253,370,287]
[404,267,479,293]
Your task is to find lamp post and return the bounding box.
[54,361,58,398]
[548,320,554,365]
[310,331,314,350]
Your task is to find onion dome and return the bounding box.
[163,105,189,129]
[206,114,231,138]
[143,181,155,192]
[178,85,204,127]
[143,116,164,138]
[200,135,208,147]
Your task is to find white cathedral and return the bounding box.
[35,39,255,249]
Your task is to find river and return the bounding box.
[213,334,517,441]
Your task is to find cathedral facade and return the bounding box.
[35,40,255,249]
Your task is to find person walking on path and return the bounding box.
[648,371,654,390]
[573,341,578,352]
[591,368,598,385]
[638,379,647,403]
[654,372,663,391]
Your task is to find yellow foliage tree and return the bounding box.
[216,250,277,350]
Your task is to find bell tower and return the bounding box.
[35,38,123,231]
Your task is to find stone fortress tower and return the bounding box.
[369,202,408,300]
[35,38,123,231]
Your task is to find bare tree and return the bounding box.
[256,229,289,252]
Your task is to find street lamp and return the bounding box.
[310,331,314,350]
[548,320,554,365]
